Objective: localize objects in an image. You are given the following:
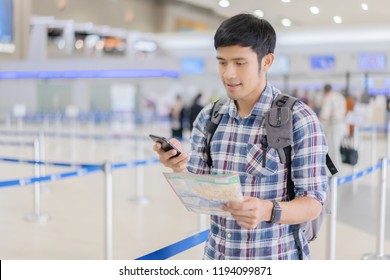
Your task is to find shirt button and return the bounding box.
[227,233,231,239]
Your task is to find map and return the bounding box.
[163,172,243,217]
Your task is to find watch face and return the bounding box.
[271,201,282,223]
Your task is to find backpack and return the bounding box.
[205,94,338,246]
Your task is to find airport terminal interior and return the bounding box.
[1,0,390,260]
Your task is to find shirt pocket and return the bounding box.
[246,143,281,177]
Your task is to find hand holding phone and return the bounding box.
[149,134,182,156]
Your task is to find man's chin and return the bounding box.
[226,91,239,100]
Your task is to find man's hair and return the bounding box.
[214,13,276,65]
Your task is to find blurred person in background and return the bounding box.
[320,84,347,167]
[343,90,355,136]
[170,95,185,139]
[188,93,204,131]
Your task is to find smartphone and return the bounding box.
[149,134,181,156]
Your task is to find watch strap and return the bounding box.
[270,200,282,224]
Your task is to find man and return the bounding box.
[319,84,346,168]
[153,13,328,260]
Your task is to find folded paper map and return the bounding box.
[163,172,243,217]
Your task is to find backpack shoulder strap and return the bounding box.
[326,154,338,175]
[267,94,297,164]
[205,98,227,168]
[270,94,298,200]
[272,94,297,110]
[272,94,304,258]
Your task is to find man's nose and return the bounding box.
[223,64,237,79]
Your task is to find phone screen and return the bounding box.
[149,134,181,156]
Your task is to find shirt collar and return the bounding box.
[251,82,280,117]
[217,82,281,119]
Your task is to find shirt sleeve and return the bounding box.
[187,103,213,175]
[291,101,329,204]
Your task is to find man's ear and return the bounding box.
[261,53,275,72]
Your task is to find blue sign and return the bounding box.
[310,55,335,70]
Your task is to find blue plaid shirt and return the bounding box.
[187,83,328,260]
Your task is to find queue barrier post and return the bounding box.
[199,214,208,232]
[387,122,390,160]
[362,157,390,260]
[327,176,338,260]
[104,161,113,260]
[130,137,149,204]
[24,138,49,222]
[39,131,49,193]
[352,124,360,191]
[371,126,377,168]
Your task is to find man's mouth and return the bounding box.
[226,82,242,89]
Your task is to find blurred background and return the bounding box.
[0,0,389,260]
[1,0,390,124]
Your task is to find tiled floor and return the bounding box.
[0,121,389,260]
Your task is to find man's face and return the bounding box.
[216,45,268,103]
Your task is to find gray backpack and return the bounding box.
[205,94,338,249]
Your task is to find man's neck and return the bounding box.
[236,85,266,118]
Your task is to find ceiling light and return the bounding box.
[310,6,320,14]
[333,16,343,24]
[218,0,230,8]
[361,3,368,11]
[281,18,292,27]
[281,0,291,3]
[253,9,264,18]
[95,40,105,51]
[133,40,158,52]
[75,39,84,50]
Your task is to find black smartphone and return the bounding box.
[149,134,181,156]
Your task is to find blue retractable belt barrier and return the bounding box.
[337,161,382,185]
[0,157,100,168]
[0,165,102,188]
[135,229,210,260]
[0,157,160,188]
[112,158,160,169]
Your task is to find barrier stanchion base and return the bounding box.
[129,196,149,205]
[362,253,390,260]
[24,213,49,223]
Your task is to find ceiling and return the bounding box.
[156,0,390,55]
[176,0,390,30]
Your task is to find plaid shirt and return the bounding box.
[187,83,328,260]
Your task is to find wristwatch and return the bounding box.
[270,201,282,224]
